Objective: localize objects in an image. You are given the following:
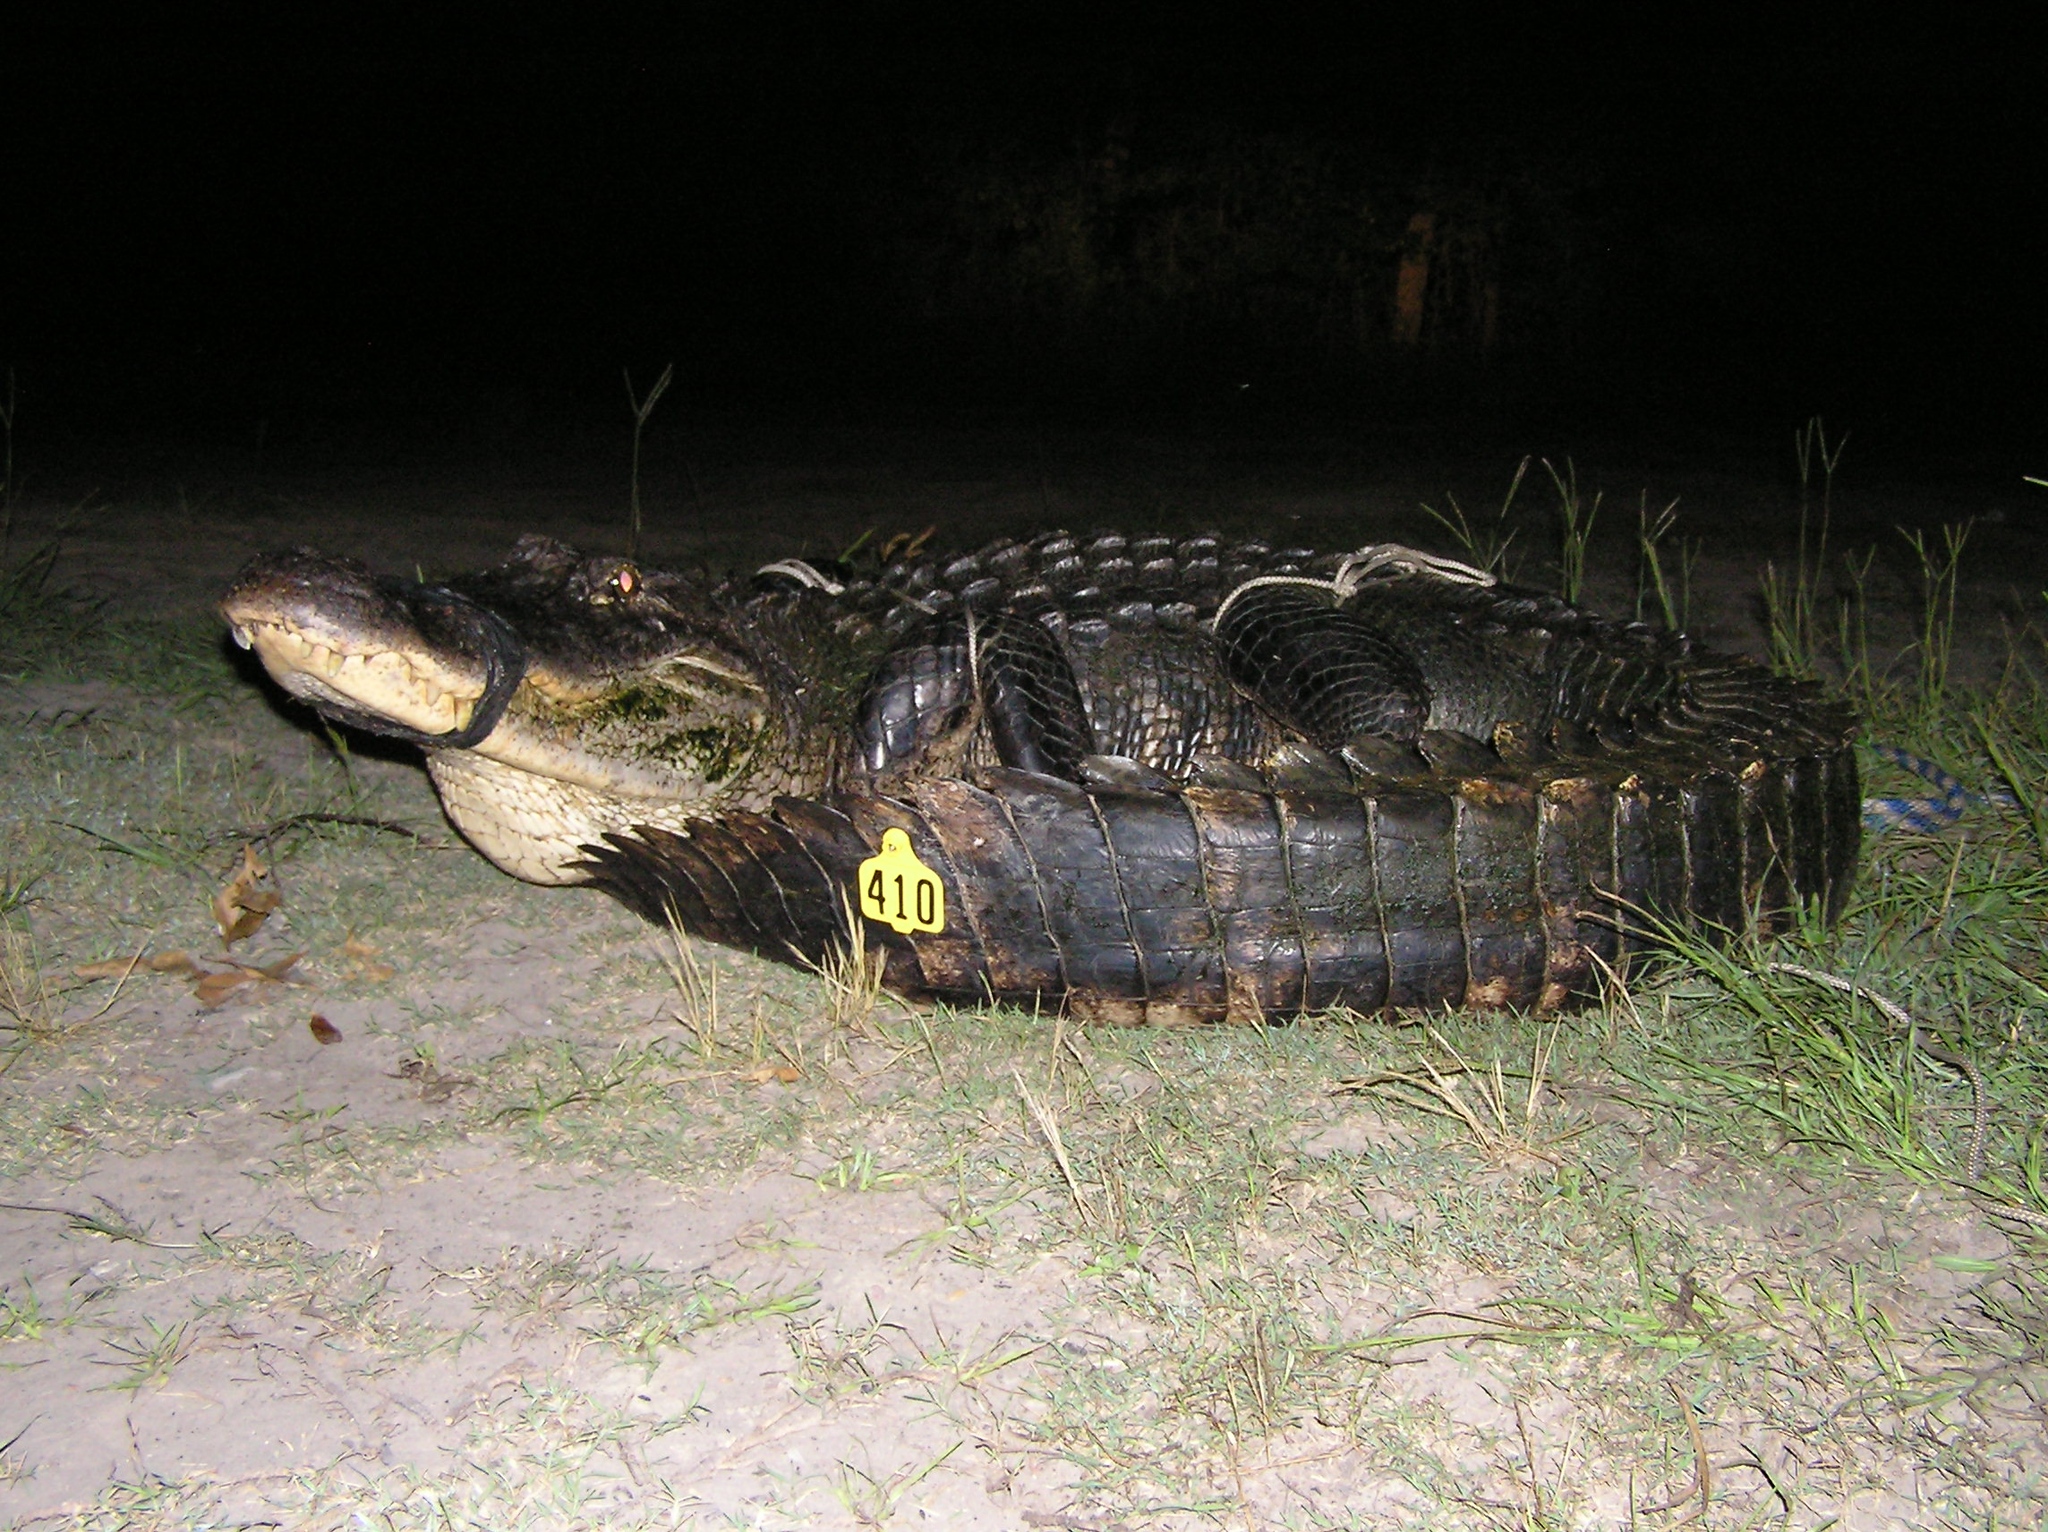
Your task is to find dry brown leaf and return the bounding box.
[71,946,195,983]
[343,936,380,958]
[191,952,302,1008]
[213,845,281,946]
[309,1013,343,1044]
[880,525,939,562]
[738,1063,801,1085]
[72,948,202,981]
[194,969,257,1007]
[73,956,144,980]
[220,908,266,944]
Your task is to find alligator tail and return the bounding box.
[575,743,1860,1021]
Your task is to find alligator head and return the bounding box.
[221,536,863,883]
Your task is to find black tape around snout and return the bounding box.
[301,584,527,751]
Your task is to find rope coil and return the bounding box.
[755,558,846,595]
[1212,542,1494,629]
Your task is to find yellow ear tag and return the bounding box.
[856,828,946,935]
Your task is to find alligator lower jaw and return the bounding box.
[425,750,718,885]
[232,617,486,738]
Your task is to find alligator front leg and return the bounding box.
[853,613,1095,781]
[1212,581,1431,747]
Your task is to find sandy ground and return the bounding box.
[2,425,2044,1528]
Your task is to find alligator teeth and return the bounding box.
[310,643,342,677]
[231,625,253,651]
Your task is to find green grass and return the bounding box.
[442,1243,819,1368]
[0,532,242,699]
[1761,415,1851,680]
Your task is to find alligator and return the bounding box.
[220,530,1860,1017]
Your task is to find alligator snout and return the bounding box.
[221,548,506,743]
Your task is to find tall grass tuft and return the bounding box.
[0,538,83,677]
[1421,455,1530,578]
[1830,546,1881,714]
[658,911,720,1059]
[1633,491,1693,630]
[795,892,889,1032]
[1625,524,2048,1232]
[1543,457,1600,605]
[0,919,61,1040]
[1901,520,1970,731]
[1763,415,1847,678]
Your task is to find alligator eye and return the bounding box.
[614,565,637,597]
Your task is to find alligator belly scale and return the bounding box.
[220,529,1860,1016]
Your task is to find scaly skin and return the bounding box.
[575,744,1863,1018]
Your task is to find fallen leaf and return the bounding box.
[213,845,281,946]
[75,948,204,980]
[191,952,303,1008]
[343,935,379,957]
[220,908,266,944]
[194,969,257,1007]
[879,525,939,562]
[309,1013,343,1044]
[738,1063,801,1085]
[73,956,144,980]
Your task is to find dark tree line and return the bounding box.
[879,120,1610,396]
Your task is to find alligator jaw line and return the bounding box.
[236,616,486,737]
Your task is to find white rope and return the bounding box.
[755,558,846,595]
[759,555,947,615]
[1332,544,1495,592]
[964,606,982,706]
[1211,542,1495,629]
[1211,574,1348,629]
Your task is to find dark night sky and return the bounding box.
[3,9,2040,450]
